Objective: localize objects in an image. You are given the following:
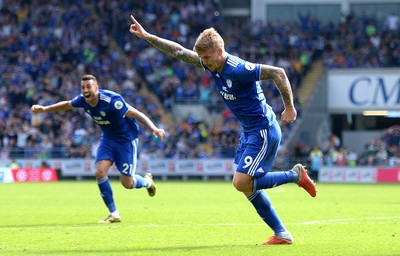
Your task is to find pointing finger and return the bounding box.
[130,15,137,23]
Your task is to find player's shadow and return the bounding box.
[0,222,107,229]
[4,245,257,255]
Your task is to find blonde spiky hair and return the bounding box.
[193,28,224,53]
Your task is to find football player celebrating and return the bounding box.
[31,74,165,223]
[129,15,316,245]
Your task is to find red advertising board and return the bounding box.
[11,168,58,182]
[376,168,400,183]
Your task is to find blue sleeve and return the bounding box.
[111,95,129,118]
[70,95,85,108]
[236,62,261,83]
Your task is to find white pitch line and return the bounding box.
[0,216,399,231]
[299,216,400,225]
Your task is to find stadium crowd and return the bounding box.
[1,0,399,167]
[295,125,400,170]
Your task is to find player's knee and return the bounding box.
[95,170,106,179]
[120,178,134,189]
[233,172,254,193]
[121,180,133,189]
[122,183,131,189]
[233,178,251,193]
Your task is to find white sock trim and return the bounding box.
[110,210,120,218]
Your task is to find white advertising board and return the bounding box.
[327,69,400,113]
[319,166,376,183]
[4,159,236,177]
[0,167,14,183]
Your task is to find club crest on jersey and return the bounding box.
[245,62,255,71]
[114,101,123,110]
[100,111,106,116]
[226,79,232,88]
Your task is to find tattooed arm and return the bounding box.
[129,15,202,68]
[260,64,297,123]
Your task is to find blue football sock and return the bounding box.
[248,190,286,234]
[97,176,116,213]
[253,171,295,191]
[132,174,149,189]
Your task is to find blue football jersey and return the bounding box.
[71,89,139,142]
[202,54,276,131]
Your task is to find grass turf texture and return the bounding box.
[0,181,399,256]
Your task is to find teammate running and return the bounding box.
[31,74,165,223]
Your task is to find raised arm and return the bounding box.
[31,101,73,114]
[129,15,202,68]
[259,65,297,123]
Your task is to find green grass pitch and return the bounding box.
[0,180,399,256]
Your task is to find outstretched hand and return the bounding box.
[153,128,166,142]
[31,105,46,114]
[129,15,148,39]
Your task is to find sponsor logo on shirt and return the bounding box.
[93,116,111,125]
[219,91,236,100]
